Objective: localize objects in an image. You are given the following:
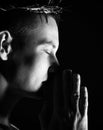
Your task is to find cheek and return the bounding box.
[15,53,51,91]
[30,54,50,77]
[27,54,50,91]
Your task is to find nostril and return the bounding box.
[48,63,60,73]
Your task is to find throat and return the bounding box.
[0,75,22,127]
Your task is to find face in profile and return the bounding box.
[12,15,59,92]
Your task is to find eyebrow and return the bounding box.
[38,39,57,49]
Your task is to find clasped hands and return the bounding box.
[39,69,88,130]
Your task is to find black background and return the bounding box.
[0,0,101,130]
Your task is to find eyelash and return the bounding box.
[45,50,51,54]
[43,47,52,55]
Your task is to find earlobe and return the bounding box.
[0,30,12,61]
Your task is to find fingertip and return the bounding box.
[62,69,73,86]
[77,73,81,84]
[73,73,81,95]
[73,73,81,84]
[63,69,72,75]
[84,87,88,98]
[77,73,81,80]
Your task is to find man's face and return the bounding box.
[12,15,59,92]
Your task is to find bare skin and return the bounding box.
[39,70,88,130]
[0,15,59,127]
[0,15,88,130]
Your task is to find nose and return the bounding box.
[49,54,60,73]
[50,53,59,66]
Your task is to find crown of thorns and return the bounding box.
[0,5,62,14]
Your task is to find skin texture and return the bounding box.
[0,15,59,126]
[39,70,88,130]
[0,14,88,130]
[12,15,59,92]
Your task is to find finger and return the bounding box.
[83,87,88,116]
[73,74,81,96]
[62,69,73,113]
[72,74,81,114]
[80,86,88,117]
[62,69,76,127]
[52,68,65,115]
[39,103,49,130]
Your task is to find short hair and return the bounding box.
[0,5,62,72]
[0,5,62,37]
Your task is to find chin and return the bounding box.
[24,79,45,92]
[23,82,47,100]
[16,72,48,93]
[27,74,48,92]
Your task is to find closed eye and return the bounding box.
[44,49,52,55]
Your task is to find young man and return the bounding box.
[0,5,88,130]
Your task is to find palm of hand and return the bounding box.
[39,69,88,130]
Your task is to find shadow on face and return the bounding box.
[8,15,60,97]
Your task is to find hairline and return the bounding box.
[0,7,61,37]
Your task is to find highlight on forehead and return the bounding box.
[15,14,58,35]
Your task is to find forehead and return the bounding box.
[23,15,59,47]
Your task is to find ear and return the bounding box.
[0,30,13,60]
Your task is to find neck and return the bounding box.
[0,74,22,126]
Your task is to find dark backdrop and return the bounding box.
[0,0,101,130]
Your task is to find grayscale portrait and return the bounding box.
[0,0,95,130]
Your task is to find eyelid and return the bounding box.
[37,43,56,55]
[43,44,53,52]
[44,48,52,55]
[41,43,56,51]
